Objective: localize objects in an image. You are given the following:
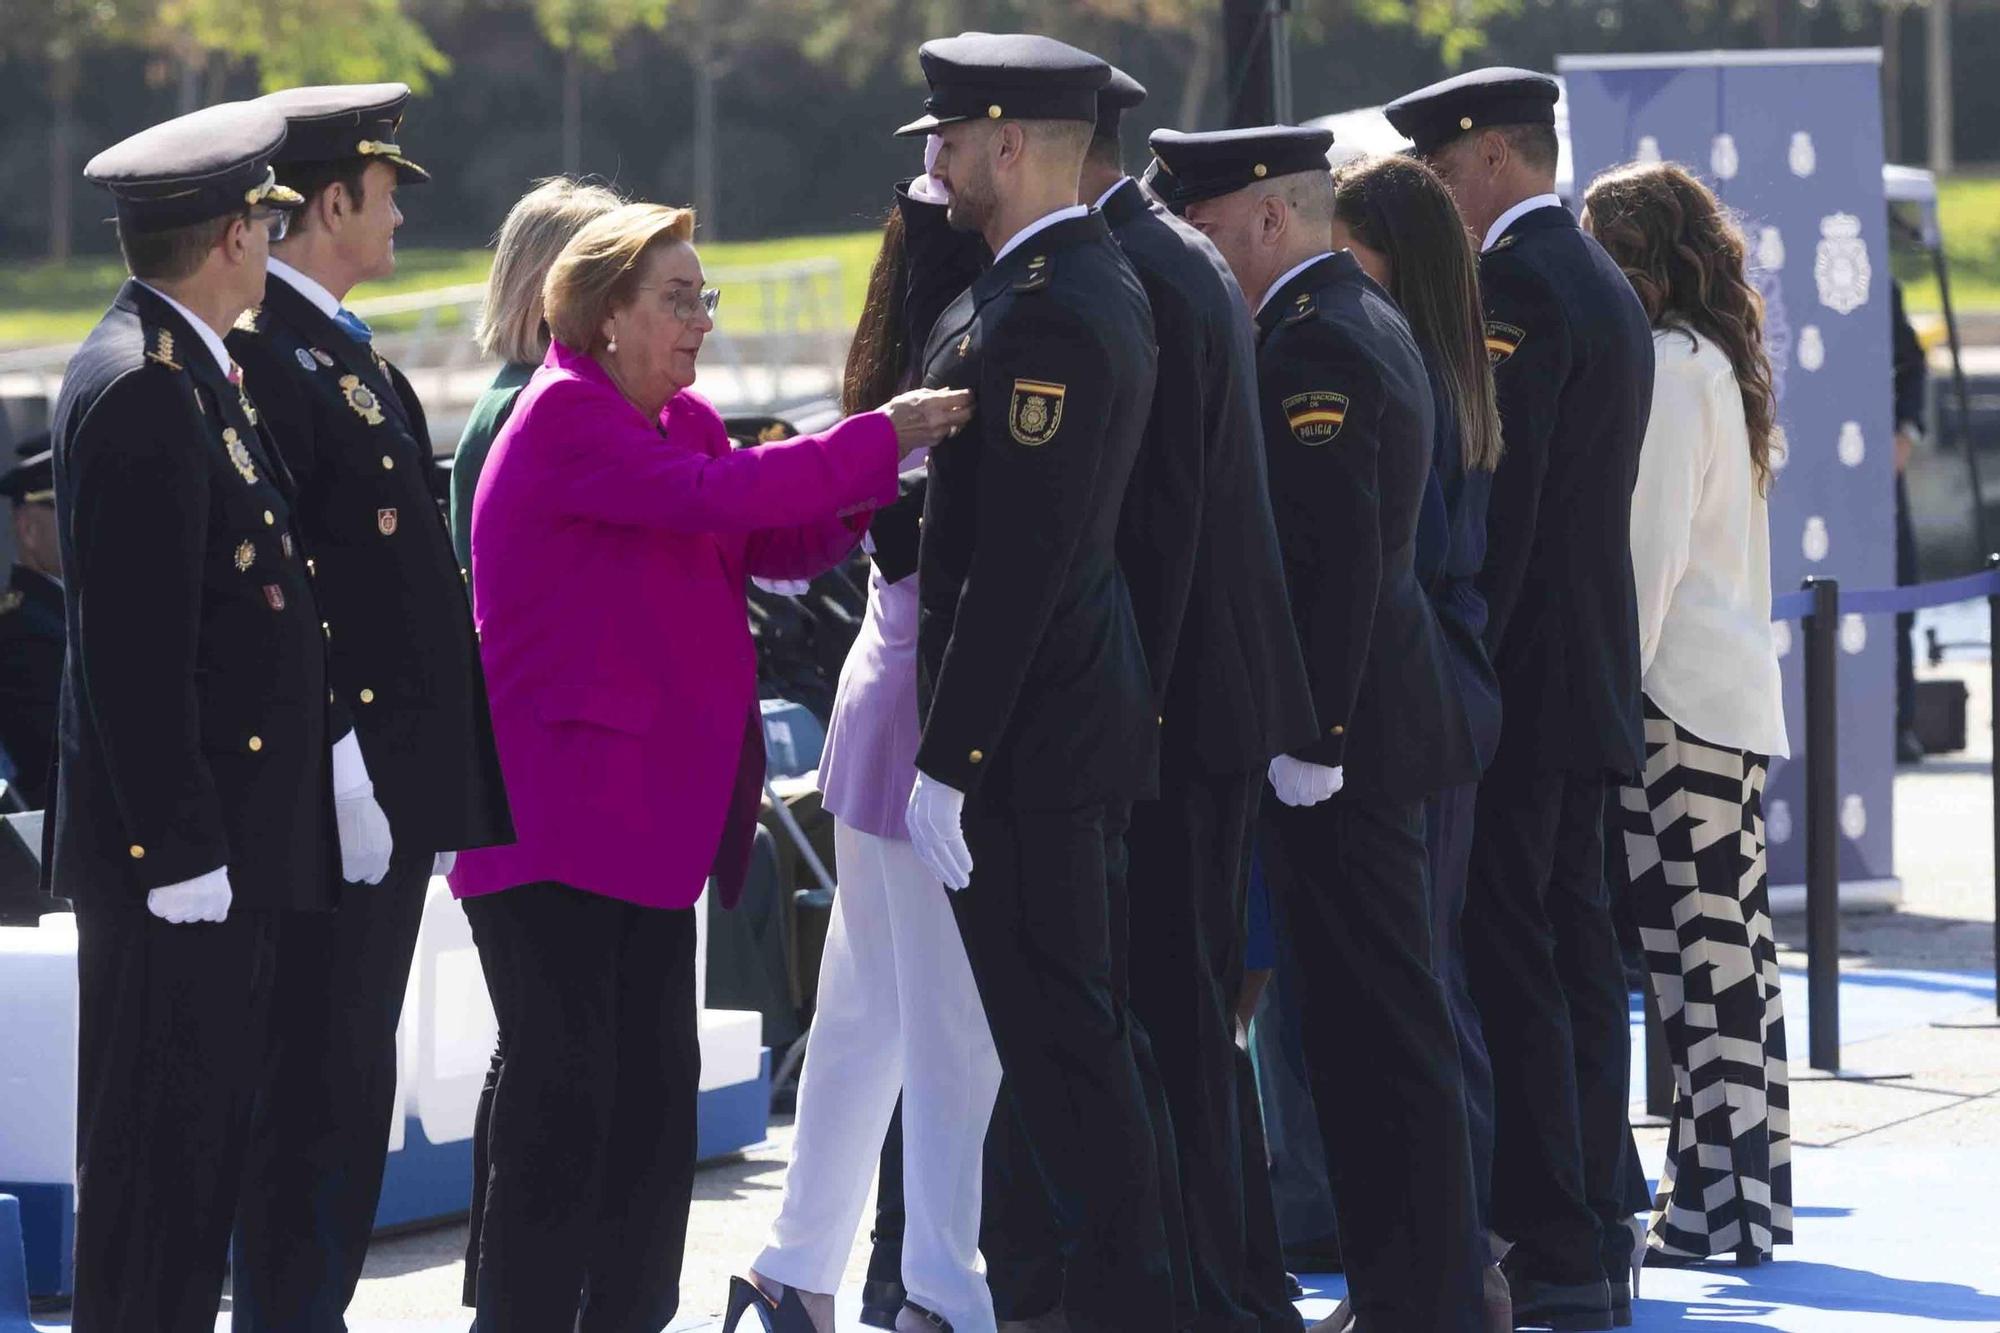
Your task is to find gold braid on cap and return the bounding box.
[356,140,404,160]
[243,167,303,207]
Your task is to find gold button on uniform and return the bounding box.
[128,844,145,860]
[359,688,375,704]
[1253,163,1268,178]
[263,510,275,526]
[968,749,984,764]
[248,736,263,752]
[1330,724,1346,736]
[307,558,317,577]
[987,104,1002,118]
[1459,116,1474,130]
[381,456,395,470]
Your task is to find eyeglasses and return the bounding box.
[250,207,291,243]
[636,284,721,322]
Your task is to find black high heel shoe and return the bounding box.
[724,1275,818,1332]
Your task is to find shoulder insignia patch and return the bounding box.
[1490,234,1518,252]
[1484,320,1526,367]
[234,307,262,333]
[1283,390,1349,445]
[145,328,182,372]
[0,589,22,616]
[1012,254,1051,292]
[340,375,386,426]
[1009,379,1066,446]
[1282,292,1317,324]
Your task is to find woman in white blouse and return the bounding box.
[1583,162,1791,1270]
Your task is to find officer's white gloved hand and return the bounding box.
[905,771,973,891]
[146,866,233,924]
[433,850,457,878]
[752,577,813,597]
[332,730,394,886]
[1267,755,1344,808]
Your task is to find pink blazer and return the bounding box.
[450,340,898,910]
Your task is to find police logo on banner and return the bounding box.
[1283,391,1349,445]
[1815,213,1871,315]
[1008,379,1065,446]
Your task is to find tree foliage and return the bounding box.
[155,0,451,91]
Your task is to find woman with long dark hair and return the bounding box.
[1584,161,1790,1268]
[1329,152,1510,1332]
[734,147,998,1333]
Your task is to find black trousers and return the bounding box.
[1235,996,1305,1333]
[1463,766,1634,1285]
[1258,793,1483,1333]
[952,801,1171,1332]
[1428,782,1495,1236]
[462,882,700,1333]
[71,901,280,1333]
[233,852,432,1331]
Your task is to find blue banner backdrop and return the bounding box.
[1557,50,1894,896]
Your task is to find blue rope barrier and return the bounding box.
[1770,567,2000,622]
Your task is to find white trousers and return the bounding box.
[754,822,1003,1331]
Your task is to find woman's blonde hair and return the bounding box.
[475,177,626,365]
[542,202,697,356]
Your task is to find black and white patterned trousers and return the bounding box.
[1617,696,1792,1261]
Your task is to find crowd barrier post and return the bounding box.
[1989,554,2000,1018]
[1802,576,1842,1072]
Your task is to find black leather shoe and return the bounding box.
[1504,1272,1613,1331]
[1607,1278,1632,1328]
[860,1280,907,1330]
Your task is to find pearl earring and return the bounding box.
[607,337,618,354]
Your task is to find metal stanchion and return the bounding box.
[1803,576,1842,1073]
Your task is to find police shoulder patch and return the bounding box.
[1008,379,1066,447]
[1283,390,1349,446]
[1484,320,1526,367]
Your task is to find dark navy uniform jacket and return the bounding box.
[47,281,339,909]
[230,276,512,856]
[1254,251,1478,801]
[1414,357,1502,773]
[1476,204,1652,778]
[0,566,63,808]
[914,210,1159,807]
[1102,178,1319,775]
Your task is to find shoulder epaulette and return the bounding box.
[144,326,183,372]
[1012,252,1052,293]
[234,306,264,334]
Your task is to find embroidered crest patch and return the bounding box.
[340,375,386,426]
[234,540,256,572]
[1282,391,1349,445]
[1484,321,1525,367]
[223,428,259,484]
[378,507,398,536]
[1009,379,1066,447]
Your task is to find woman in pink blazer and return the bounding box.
[450,201,968,1332]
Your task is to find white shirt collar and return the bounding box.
[266,256,342,320]
[1482,193,1565,253]
[1257,252,1335,316]
[1093,178,1131,211]
[993,204,1091,266]
[136,281,233,379]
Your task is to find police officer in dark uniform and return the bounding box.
[1086,72,1319,1333]
[1152,124,1485,1333]
[49,101,397,1332]
[1386,69,1654,1332]
[0,439,62,808]
[221,83,512,1329]
[891,33,1171,1330]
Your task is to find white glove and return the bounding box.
[433,850,457,878]
[332,731,394,886]
[905,771,973,891]
[752,577,813,596]
[1268,755,1344,808]
[146,866,233,924]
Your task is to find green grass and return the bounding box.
[1893,174,2000,317]
[0,228,887,349]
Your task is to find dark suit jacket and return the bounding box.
[1255,251,1478,801]
[914,210,1159,807]
[0,566,63,808]
[1102,178,1319,775]
[47,280,338,908]
[1476,204,1653,777]
[230,275,511,856]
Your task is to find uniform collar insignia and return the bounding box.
[146,327,182,372]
